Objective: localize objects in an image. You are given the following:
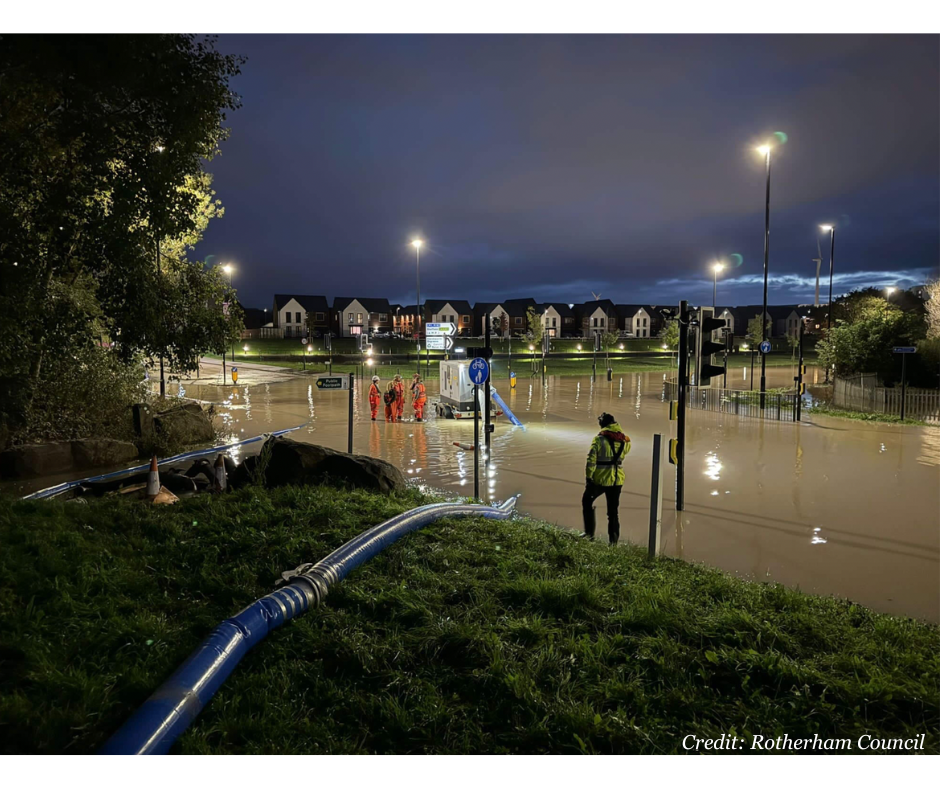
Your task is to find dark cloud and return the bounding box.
[201,34,939,309]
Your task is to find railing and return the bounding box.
[663,380,801,422]
[834,376,940,421]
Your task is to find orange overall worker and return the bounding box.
[393,374,405,421]
[368,375,381,421]
[383,382,398,422]
[412,374,427,422]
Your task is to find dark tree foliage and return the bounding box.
[0,35,244,437]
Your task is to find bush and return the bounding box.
[2,346,149,446]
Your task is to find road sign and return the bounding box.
[426,322,457,337]
[315,375,349,390]
[426,336,445,350]
[893,347,917,354]
[759,340,772,354]
[469,357,490,385]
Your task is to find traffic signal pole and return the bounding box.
[676,300,690,511]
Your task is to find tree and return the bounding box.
[925,280,940,340]
[600,329,620,367]
[0,35,244,394]
[817,308,926,384]
[659,319,679,350]
[746,316,771,345]
[526,307,546,372]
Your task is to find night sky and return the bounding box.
[201,34,939,310]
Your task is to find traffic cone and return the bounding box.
[146,455,160,500]
[453,442,476,451]
[213,453,227,493]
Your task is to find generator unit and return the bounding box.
[435,360,502,419]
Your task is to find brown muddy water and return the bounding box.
[155,364,940,622]
[11,362,938,622]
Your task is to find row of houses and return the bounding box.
[242,295,810,341]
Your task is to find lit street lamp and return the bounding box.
[222,263,236,362]
[885,286,896,318]
[820,224,835,382]
[712,261,724,309]
[756,143,773,408]
[412,239,423,374]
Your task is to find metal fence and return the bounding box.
[834,376,940,421]
[663,380,801,422]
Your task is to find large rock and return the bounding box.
[153,401,215,445]
[0,438,138,479]
[71,438,139,471]
[0,442,74,478]
[261,436,408,494]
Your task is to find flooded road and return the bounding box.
[167,366,940,622]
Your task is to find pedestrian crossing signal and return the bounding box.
[669,400,678,420]
[668,438,679,466]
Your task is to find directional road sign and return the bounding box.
[759,340,772,354]
[426,322,457,337]
[469,357,490,385]
[315,375,349,390]
[893,347,917,354]
[425,336,445,350]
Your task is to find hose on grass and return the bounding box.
[100,495,519,755]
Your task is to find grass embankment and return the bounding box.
[214,353,816,379]
[2,485,935,755]
[809,403,939,428]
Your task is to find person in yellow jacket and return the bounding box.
[583,412,630,545]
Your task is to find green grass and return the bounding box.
[809,403,939,428]
[1,485,936,754]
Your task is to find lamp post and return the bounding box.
[756,144,772,409]
[885,286,896,319]
[222,263,235,363]
[712,262,724,309]
[412,239,423,374]
[819,224,835,382]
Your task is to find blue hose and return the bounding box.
[100,495,519,755]
[491,387,523,428]
[21,425,305,501]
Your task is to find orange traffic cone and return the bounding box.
[146,455,160,500]
[213,453,227,493]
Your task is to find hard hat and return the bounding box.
[372,375,379,382]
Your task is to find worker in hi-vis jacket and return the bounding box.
[583,412,630,545]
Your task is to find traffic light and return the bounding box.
[693,307,727,386]
[668,438,679,465]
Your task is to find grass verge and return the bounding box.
[1,485,936,754]
[809,403,938,428]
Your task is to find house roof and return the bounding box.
[503,298,538,318]
[242,308,267,330]
[614,304,654,320]
[333,297,391,313]
[425,299,473,315]
[273,294,329,313]
[539,302,575,317]
[575,300,618,320]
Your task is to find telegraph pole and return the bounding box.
[676,300,690,511]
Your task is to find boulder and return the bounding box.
[0,438,140,479]
[0,442,74,478]
[70,439,139,471]
[154,401,215,445]
[261,436,408,494]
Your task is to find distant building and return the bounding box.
[272,294,330,338]
[538,303,576,337]
[424,300,474,336]
[333,297,393,337]
[575,300,618,337]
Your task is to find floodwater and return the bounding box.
[163,364,940,623]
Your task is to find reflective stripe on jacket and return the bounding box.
[585,422,630,487]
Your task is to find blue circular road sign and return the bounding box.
[469,357,490,385]
[759,340,772,354]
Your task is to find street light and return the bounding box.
[885,286,897,318]
[756,143,773,407]
[412,239,423,374]
[222,263,236,363]
[712,262,724,309]
[819,224,836,382]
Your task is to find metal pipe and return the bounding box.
[101,496,519,755]
[760,148,772,410]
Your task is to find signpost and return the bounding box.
[425,336,454,351]
[315,373,355,453]
[469,357,490,385]
[893,347,917,420]
[759,340,772,354]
